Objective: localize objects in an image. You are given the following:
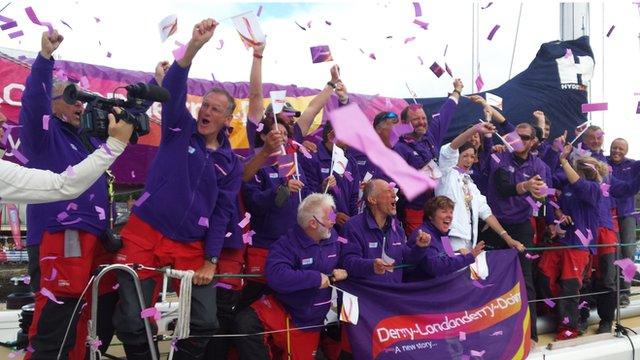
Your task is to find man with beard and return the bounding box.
[233,193,347,359]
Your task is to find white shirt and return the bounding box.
[435,143,492,245]
[0,137,126,204]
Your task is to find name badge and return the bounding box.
[269,173,279,179]
[302,258,313,265]
[321,168,330,174]
[188,146,196,154]
[357,161,367,166]
[369,242,379,249]
[413,151,419,155]
[327,254,337,258]
[508,166,515,173]
[564,192,573,197]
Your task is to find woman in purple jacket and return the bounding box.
[406,196,485,281]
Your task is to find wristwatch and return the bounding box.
[206,256,219,265]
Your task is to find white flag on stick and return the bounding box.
[331,146,349,175]
[231,11,265,48]
[269,90,287,115]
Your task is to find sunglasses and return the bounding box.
[519,134,533,141]
[383,112,398,120]
[313,215,331,229]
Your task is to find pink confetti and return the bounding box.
[606,25,615,37]
[89,338,102,350]
[22,276,31,285]
[344,171,354,182]
[225,232,232,238]
[413,19,429,30]
[95,206,105,220]
[487,25,500,40]
[388,182,397,189]
[543,187,557,196]
[564,48,573,58]
[548,200,560,209]
[475,73,484,92]
[470,350,485,357]
[140,307,161,320]
[215,282,233,290]
[600,182,610,197]
[172,41,187,61]
[101,143,112,156]
[24,6,54,34]
[481,2,494,9]
[581,102,608,113]
[256,123,264,132]
[106,52,112,58]
[61,218,82,226]
[89,194,95,201]
[413,2,422,17]
[94,17,101,23]
[578,301,589,309]
[525,196,541,212]
[430,62,444,78]
[575,229,591,246]
[8,30,24,39]
[60,19,73,30]
[198,216,209,228]
[171,339,178,351]
[472,280,494,288]
[525,253,539,260]
[242,230,256,245]
[238,213,251,228]
[325,20,332,26]
[294,21,306,31]
[491,153,500,163]
[9,149,29,164]
[404,36,416,44]
[0,20,17,30]
[214,163,228,176]
[112,283,119,290]
[41,287,64,304]
[44,268,57,281]
[491,330,503,336]
[216,39,224,50]
[614,258,637,283]
[417,56,423,65]
[42,115,50,130]
[328,210,337,222]
[369,53,376,60]
[65,165,76,178]
[459,331,466,341]
[256,5,263,17]
[307,20,312,28]
[57,211,69,222]
[131,171,136,178]
[168,127,181,132]
[66,202,78,211]
[562,317,570,324]
[134,192,151,207]
[337,236,348,244]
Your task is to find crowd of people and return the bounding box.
[6,17,640,360]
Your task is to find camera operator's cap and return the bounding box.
[265,102,301,117]
[373,111,399,129]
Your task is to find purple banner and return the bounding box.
[338,250,531,359]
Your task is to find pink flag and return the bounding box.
[475,73,484,92]
[328,104,435,200]
[614,258,637,283]
[581,102,608,113]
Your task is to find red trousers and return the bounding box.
[402,208,424,236]
[27,230,114,360]
[251,295,320,360]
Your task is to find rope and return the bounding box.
[508,2,524,79]
[525,241,638,252]
[57,275,95,360]
[162,268,194,340]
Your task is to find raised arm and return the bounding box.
[161,19,217,133]
[296,65,341,137]
[0,115,132,203]
[559,144,580,184]
[428,79,463,149]
[247,42,266,124]
[19,31,64,153]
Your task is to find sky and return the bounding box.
[0,0,639,157]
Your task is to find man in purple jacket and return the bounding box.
[393,79,462,235]
[485,122,552,342]
[300,122,360,233]
[113,19,241,359]
[340,179,430,283]
[607,138,637,307]
[19,30,121,359]
[233,193,347,359]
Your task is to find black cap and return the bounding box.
[265,102,301,117]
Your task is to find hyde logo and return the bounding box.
[556,51,594,91]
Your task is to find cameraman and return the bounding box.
[17,30,127,360]
[112,19,245,359]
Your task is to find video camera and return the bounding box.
[63,83,170,144]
